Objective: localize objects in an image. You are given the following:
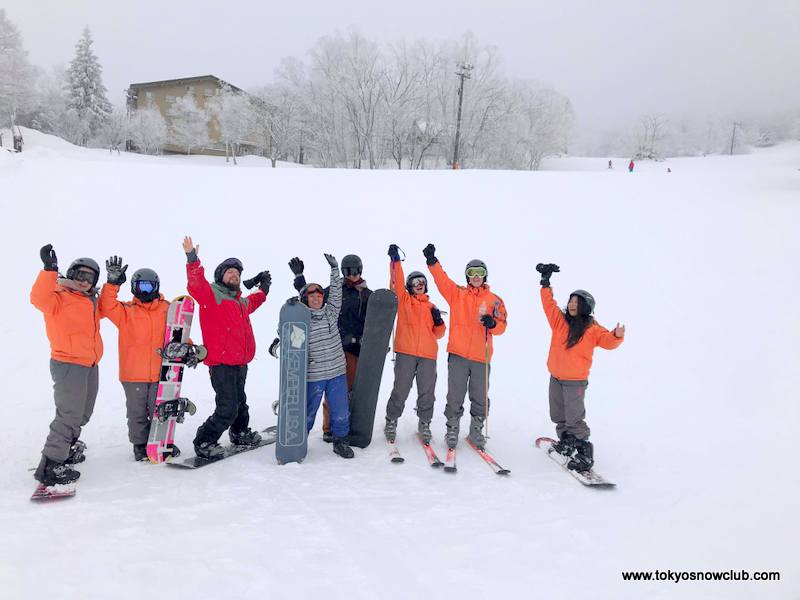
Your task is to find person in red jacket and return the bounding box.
[183,236,271,459]
[99,256,172,461]
[422,243,507,450]
[30,244,106,486]
[384,244,446,445]
[537,263,625,471]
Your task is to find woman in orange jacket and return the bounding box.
[537,263,625,471]
[383,244,446,445]
[99,256,172,461]
[30,244,105,487]
[422,243,507,451]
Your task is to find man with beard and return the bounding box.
[182,236,271,459]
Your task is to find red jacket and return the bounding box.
[186,260,266,366]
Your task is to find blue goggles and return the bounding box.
[135,280,157,294]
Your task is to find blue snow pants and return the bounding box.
[307,374,349,438]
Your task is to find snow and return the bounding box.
[1,128,798,599]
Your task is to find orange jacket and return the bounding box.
[390,261,445,360]
[30,270,105,367]
[99,283,170,382]
[428,262,507,363]
[541,287,623,380]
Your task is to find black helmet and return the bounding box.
[465,259,488,283]
[214,258,243,285]
[131,268,160,302]
[341,254,363,277]
[66,258,100,287]
[405,271,427,294]
[570,289,595,315]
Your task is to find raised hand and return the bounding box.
[40,244,58,271]
[614,323,626,338]
[388,244,400,261]
[182,236,199,255]
[105,255,128,285]
[535,263,560,287]
[324,253,338,269]
[423,243,437,266]
[288,257,304,275]
[259,271,272,294]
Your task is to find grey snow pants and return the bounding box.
[548,375,590,440]
[444,353,489,426]
[42,359,98,462]
[385,353,438,422]
[121,382,158,445]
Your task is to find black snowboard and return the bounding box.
[348,289,398,448]
[166,426,277,469]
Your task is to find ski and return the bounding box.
[465,438,511,475]
[416,433,444,467]
[387,440,404,463]
[31,483,77,501]
[167,426,278,469]
[443,448,457,473]
[535,437,615,487]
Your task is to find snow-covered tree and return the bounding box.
[167,94,209,154]
[94,108,129,153]
[207,85,257,164]
[0,9,35,131]
[64,27,112,145]
[128,106,168,154]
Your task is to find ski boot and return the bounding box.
[65,439,87,465]
[418,420,432,444]
[322,431,334,444]
[551,433,577,457]
[444,420,459,450]
[165,443,181,458]
[34,455,80,486]
[195,441,225,459]
[229,428,262,446]
[466,415,486,450]
[133,444,148,462]
[567,439,594,472]
[332,436,355,459]
[384,418,398,443]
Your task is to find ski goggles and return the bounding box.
[466,267,487,278]
[305,285,324,296]
[409,277,427,287]
[342,267,362,277]
[72,270,97,284]
[135,280,157,294]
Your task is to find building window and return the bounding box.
[186,86,194,94]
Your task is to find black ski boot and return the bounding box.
[466,416,486,450]
[332,436,354,459]
[133,444,148,462]
[418,420,432,444]
[166,443,181,458]
[322,431,334,444]
[229,428,262,446]
[567,439,594,472]
[445,421,459,450]
[195,441,225,459]
[34,455,80,486]
[552,433,577,457]
[384,418,398,443]
[65,439,87,464]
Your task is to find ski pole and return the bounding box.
[484,325,490,439]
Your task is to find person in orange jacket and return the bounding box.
[384,244,446,445]
[30,244,106,486]
[99,256,172,461]
[537,263,625,471]
[422,243,507,450]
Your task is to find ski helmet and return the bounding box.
[131,268,160,302]
[464,259,488,283]
[214,258,243,285]
[300,282,325,306]
[341,254,363,277]
[405,271,428,294]
[66,257,100,287]
[570,289,595,315]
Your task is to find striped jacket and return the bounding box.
[307,268,347,382]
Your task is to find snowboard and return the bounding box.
[535,437,615,487]
[348,289,398,449]
[276,300,311,465]
[147,296,203,464]
[167,426,278,469]
[31,483,77,501]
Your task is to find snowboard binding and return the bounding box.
[156,398,197,423]
[158,342,208,368]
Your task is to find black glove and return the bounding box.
[259,271,271,294]
[535,263,560,287]
[40,244,58,271]
[288,257,304,276]
[431,306,444,326]
[324,253,338,269]
[423,243,437,266]
[480,314,497,329]
[388,244,400,261]
[105,256,128,285]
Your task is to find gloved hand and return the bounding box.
[535,263,560,287]
[324,253,338,269]
[183,236,199,263]
[423,243,437,266]
[388,244,400,261]
[105,256,128,285]
[431,306,444,326]
[40,244,58,271]
[288,257,304,275]
[259,271,272,294]
[480,314,497,329]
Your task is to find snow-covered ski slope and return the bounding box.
[2,128,798,599]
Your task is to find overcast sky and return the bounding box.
[6,0,800,132]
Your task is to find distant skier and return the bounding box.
[383,244,446,445]
[99,256,172,461]
[30,245,106,485]
[422,243,507,450]
[536,263,625,471]
[295,254,354,459]
[290,253,371,442]
[628,159,635,172]
[183,236,270,459]
[608,160,613,169]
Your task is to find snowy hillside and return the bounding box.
[2,129,798,600]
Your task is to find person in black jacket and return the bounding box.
[289,254,371,442]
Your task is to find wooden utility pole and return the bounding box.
[452,62,473,169]
[729,122,741,155]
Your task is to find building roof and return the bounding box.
[128,75,243,93]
